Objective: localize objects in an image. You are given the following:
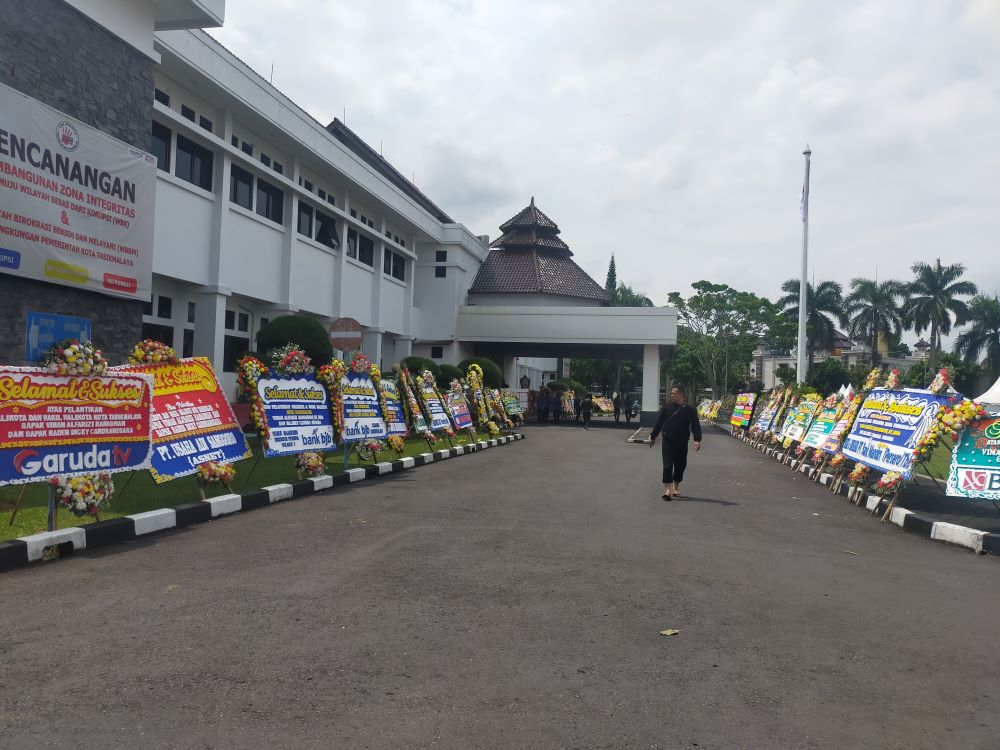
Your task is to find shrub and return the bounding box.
[437,363,464,390]
[458,357,503,388]
[256,315,332,367]
[554,378,588,397]
[400,356,440,378]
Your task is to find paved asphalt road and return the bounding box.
[2,424,998,749]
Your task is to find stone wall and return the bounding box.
[0,0,152,364]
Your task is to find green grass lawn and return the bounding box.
[0,430,495,542]
[916,440,956,481]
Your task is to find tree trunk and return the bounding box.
[929,326,939,374]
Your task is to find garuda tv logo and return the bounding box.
[56,120,80,152]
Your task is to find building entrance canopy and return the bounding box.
[456,305,677,421]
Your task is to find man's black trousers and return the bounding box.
[661,439,689,484]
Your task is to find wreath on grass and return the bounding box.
[50,473,114,517]
[41,339,107,376]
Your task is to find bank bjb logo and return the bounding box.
[960,469,1000,492]
[13,445,132,477]
[55,120,80,152]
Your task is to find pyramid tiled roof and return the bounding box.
[470,198,610,303]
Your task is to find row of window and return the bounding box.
[299,176,337,209]
[155,88,214,134]
[151,122,214,191]
[297,201,340,251]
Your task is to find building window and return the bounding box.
[315,210,339,249]
[157,295,172,319]
[273,161,283,175]
[436,250,447,263]
[255,178,284,224]
[346,228,358,258]
[357,234,374,266]
[181,105,195,121]
[326,194,336,206]
[260,153,271,167]
[384,250,405,281]
[174,134,213,191]
[317,189,326,200]
[237,312,249,332]
[241,141,253,156]
[230,165,254,210]
[182,328,194,358]
[435,266,447,278]
[142,322,174,347]
[154,88,170,106]
[231,134,239,148]
[260,317,269,330]
[350,209,357,218]
[223,335,250,373]
[187,302,196,323]
[304,180,313,192]
[142,298,153,316]
[399,239,405,248]
[225,309,235,329]
[385,230,392,239]
[199,115,213,133]
[297,202,313,237]
[431,346,443,359]
[151,122,171,172]
[367,219,374,228]
[360,214,366,224]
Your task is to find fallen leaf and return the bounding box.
[843,550,859,556]
[165,584,180,592]
[658,629,681,636]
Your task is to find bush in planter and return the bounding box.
[256,315,332,367]
[400,357,440,378]
[437,363,464,390]
[458,357,503,388]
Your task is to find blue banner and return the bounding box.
[257,375,336,457]
[842,388,947,479]
[421,383,451,431]
[24,311,92,362]
[341,372,388,442]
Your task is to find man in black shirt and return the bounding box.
[649,385,702,500]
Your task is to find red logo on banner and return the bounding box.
[961,470,988,491]
[104,273,137,294]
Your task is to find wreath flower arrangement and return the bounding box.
[270,343,313,375]
[129,339,178,365]
[358,439,385,462]
[421,430,438,446]
[871,471,904,498]
[829,453,847,471]
[349,353,372,374]
[387,434,406,455]
[848,463,871,485]
[295,450,327,477]
[41,339,108,376]
[487,420,500,437]
[369,363,392,432]
[911,398,987,466]
[444,426,456,439]
[884,368,901,390]
[197,460,236,486]
[862,368,882,392]
[813,448,825,463]
[928,368,950,395]
[50,472,114,517]
[316,360,347,444]
[237,355,271,443]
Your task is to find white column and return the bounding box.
[502,355,517,390]
[641,344,660,425]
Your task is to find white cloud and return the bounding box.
[210,0,1000,316]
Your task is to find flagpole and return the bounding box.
[797,146,811,384]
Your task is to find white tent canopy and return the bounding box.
[975,375,1000,405]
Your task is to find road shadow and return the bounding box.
[675,495,740,507]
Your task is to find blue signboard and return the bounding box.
[841,388,948,479]
[341,372,388,442]
[256,375,336,457]
[24,311,93,362]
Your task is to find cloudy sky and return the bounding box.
[211,0,1000,314]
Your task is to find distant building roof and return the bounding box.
[325,118,454,223]
[470,198,610,303]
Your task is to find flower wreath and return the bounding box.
[387,434,406,455]
[349,352,372,374]
[316,359,346,444]
[421,429,438,446]
[197,460,236,486]
[237,355,272,443]
[848,463,871,485]
[486,420,500,437]
[884,368,901,390]
[928,368,950,395]
[270,343,313,375]
[129,339,179,366]
[871,471,904,498]
[828,453,847,471]
[357,439,385,462]
[41,339,107,376]
[911,398,986,466]
[812,448,825,463]
[397,368,425,431]
[50,472,114,517]
[370,363,392,431]
[295,450,327,477]
[862,367,883,392]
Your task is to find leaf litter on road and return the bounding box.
[658,629,681,636]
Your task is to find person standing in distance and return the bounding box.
[648,385,702,500]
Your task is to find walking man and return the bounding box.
[648,385,702,500]
[581,395,593,430]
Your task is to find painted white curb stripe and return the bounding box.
[310,475,334,491]
[129,508,177,536]
[931,522,986,553]
[263,483,294,503]
[889,507,911,527]
[400,457,415,469]
[207,493,242,517]
[375,462,393,475]
[21,527,86,562]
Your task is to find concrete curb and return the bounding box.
[626,426,649,444]
[730,429,999,556]
[0,433,526,573]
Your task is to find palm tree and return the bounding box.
[776,279,844,367]
[843,278,908,366]
[953,294,1000,383]
[611,282,654,395]
[906,259,977,372]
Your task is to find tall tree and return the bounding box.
[605,255,617,303]
[953,294,1000,383]
[776,279,845,367]
[906,258,977,372]
[611,282,654,394]
[843,278,907,366]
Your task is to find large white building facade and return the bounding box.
[1,0,677,420]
